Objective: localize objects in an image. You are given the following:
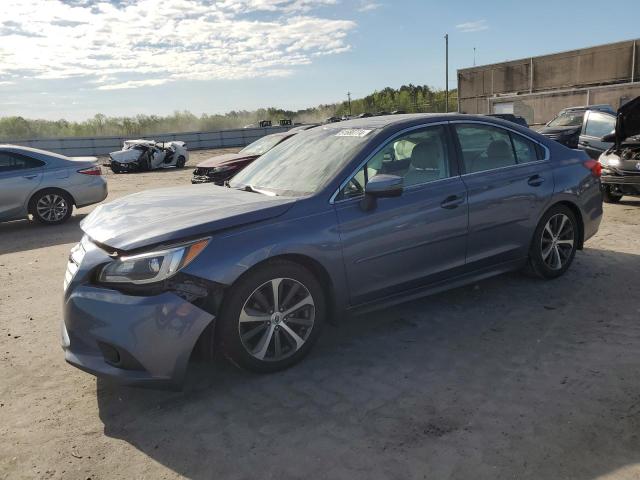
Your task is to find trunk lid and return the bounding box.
[81,184,297,251]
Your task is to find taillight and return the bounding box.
[77,166,102,176]
[584,159,602,178]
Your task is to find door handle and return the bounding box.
[528,175,545,187]
[23,174,38,180]
[579,140,590,147]
[440,194,465,209]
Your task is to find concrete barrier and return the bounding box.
[3,126,291,157]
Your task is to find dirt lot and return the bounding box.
[1,149,640,480]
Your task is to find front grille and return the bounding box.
[193,167,212,176]
[64,240,86,290]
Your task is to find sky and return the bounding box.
[1,0,639,121]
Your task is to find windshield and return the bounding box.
[230,127,375,196]
[547,112,584,127]
[240,134,285,156]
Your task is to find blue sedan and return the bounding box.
[62,114,603,388]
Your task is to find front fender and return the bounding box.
[182,207,350,315]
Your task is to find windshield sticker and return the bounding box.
[335,129,373,137]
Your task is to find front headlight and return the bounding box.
[98,238,209,285]
[212,165,235,173]
[599,155,620,168]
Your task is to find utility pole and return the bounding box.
[445,33,449,113]
[473,47,476,66]
[347,92,352,117]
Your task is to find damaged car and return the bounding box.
[191,131,295,185]
[598,96,640,203]
[109,139,188,173]
[62,114,602,388]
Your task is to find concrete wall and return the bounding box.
[458,38,640,125]
[4,126,291,157]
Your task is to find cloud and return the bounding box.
[455,19,488,33]
[96,79,170,90]
[0,0,356,90]
[357,1,381,12]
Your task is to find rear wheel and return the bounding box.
[218,260,325,373]
[527,205,578,279]
[30,189,73,225]
[602,185,623,203]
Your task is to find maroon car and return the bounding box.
[192,132,295,185]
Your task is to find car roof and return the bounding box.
[0,144,70,161]
[319,112,533,132]
[321,113,450,130]
[560,104,615,114]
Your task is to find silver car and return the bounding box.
[0,145,108,225]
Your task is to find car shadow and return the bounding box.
[96,247,640,479]
[0,214,86,255]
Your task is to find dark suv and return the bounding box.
[539,105,616,158]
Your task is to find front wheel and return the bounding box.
[176,155,186,168]
[527,205,578,279]
[602,185,623,203]
[218,260,325,373]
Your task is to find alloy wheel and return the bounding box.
[540,213,574,270]
[238,278,315,362]
[36,194,69,223]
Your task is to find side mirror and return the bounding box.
[360,174,403,211]
[601,132,616,143]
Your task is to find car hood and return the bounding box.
[196,152,258,168]
[81,185,297,251]
[110,149,143,164]
[538,126,581,136]
[614,96,640,146]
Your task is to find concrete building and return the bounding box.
[457,39,640,126]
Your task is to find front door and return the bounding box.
[334,124,468,306]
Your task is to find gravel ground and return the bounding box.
[1,149,640,479]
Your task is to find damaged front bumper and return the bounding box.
[110,160,142,172]
[62,237,217,388]
[62,287,214,388]
[601,170,640,195]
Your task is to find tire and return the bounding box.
[176,156,186,168]
[110,163,121,174]
[218,259,325,373]
[527,205,578,279]
[602,185,623,203]
[30,189,73,225]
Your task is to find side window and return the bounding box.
[454,124,516,173]
[338,125,452,199]
[0,152,44,173]
[584,112,615,139]
[510,133,539,164]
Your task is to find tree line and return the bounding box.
[0,84,458,140]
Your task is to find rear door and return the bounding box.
[579,111,616,159]
[452,122,553,268]
[0,151,44,221]
[334,124,469,306]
